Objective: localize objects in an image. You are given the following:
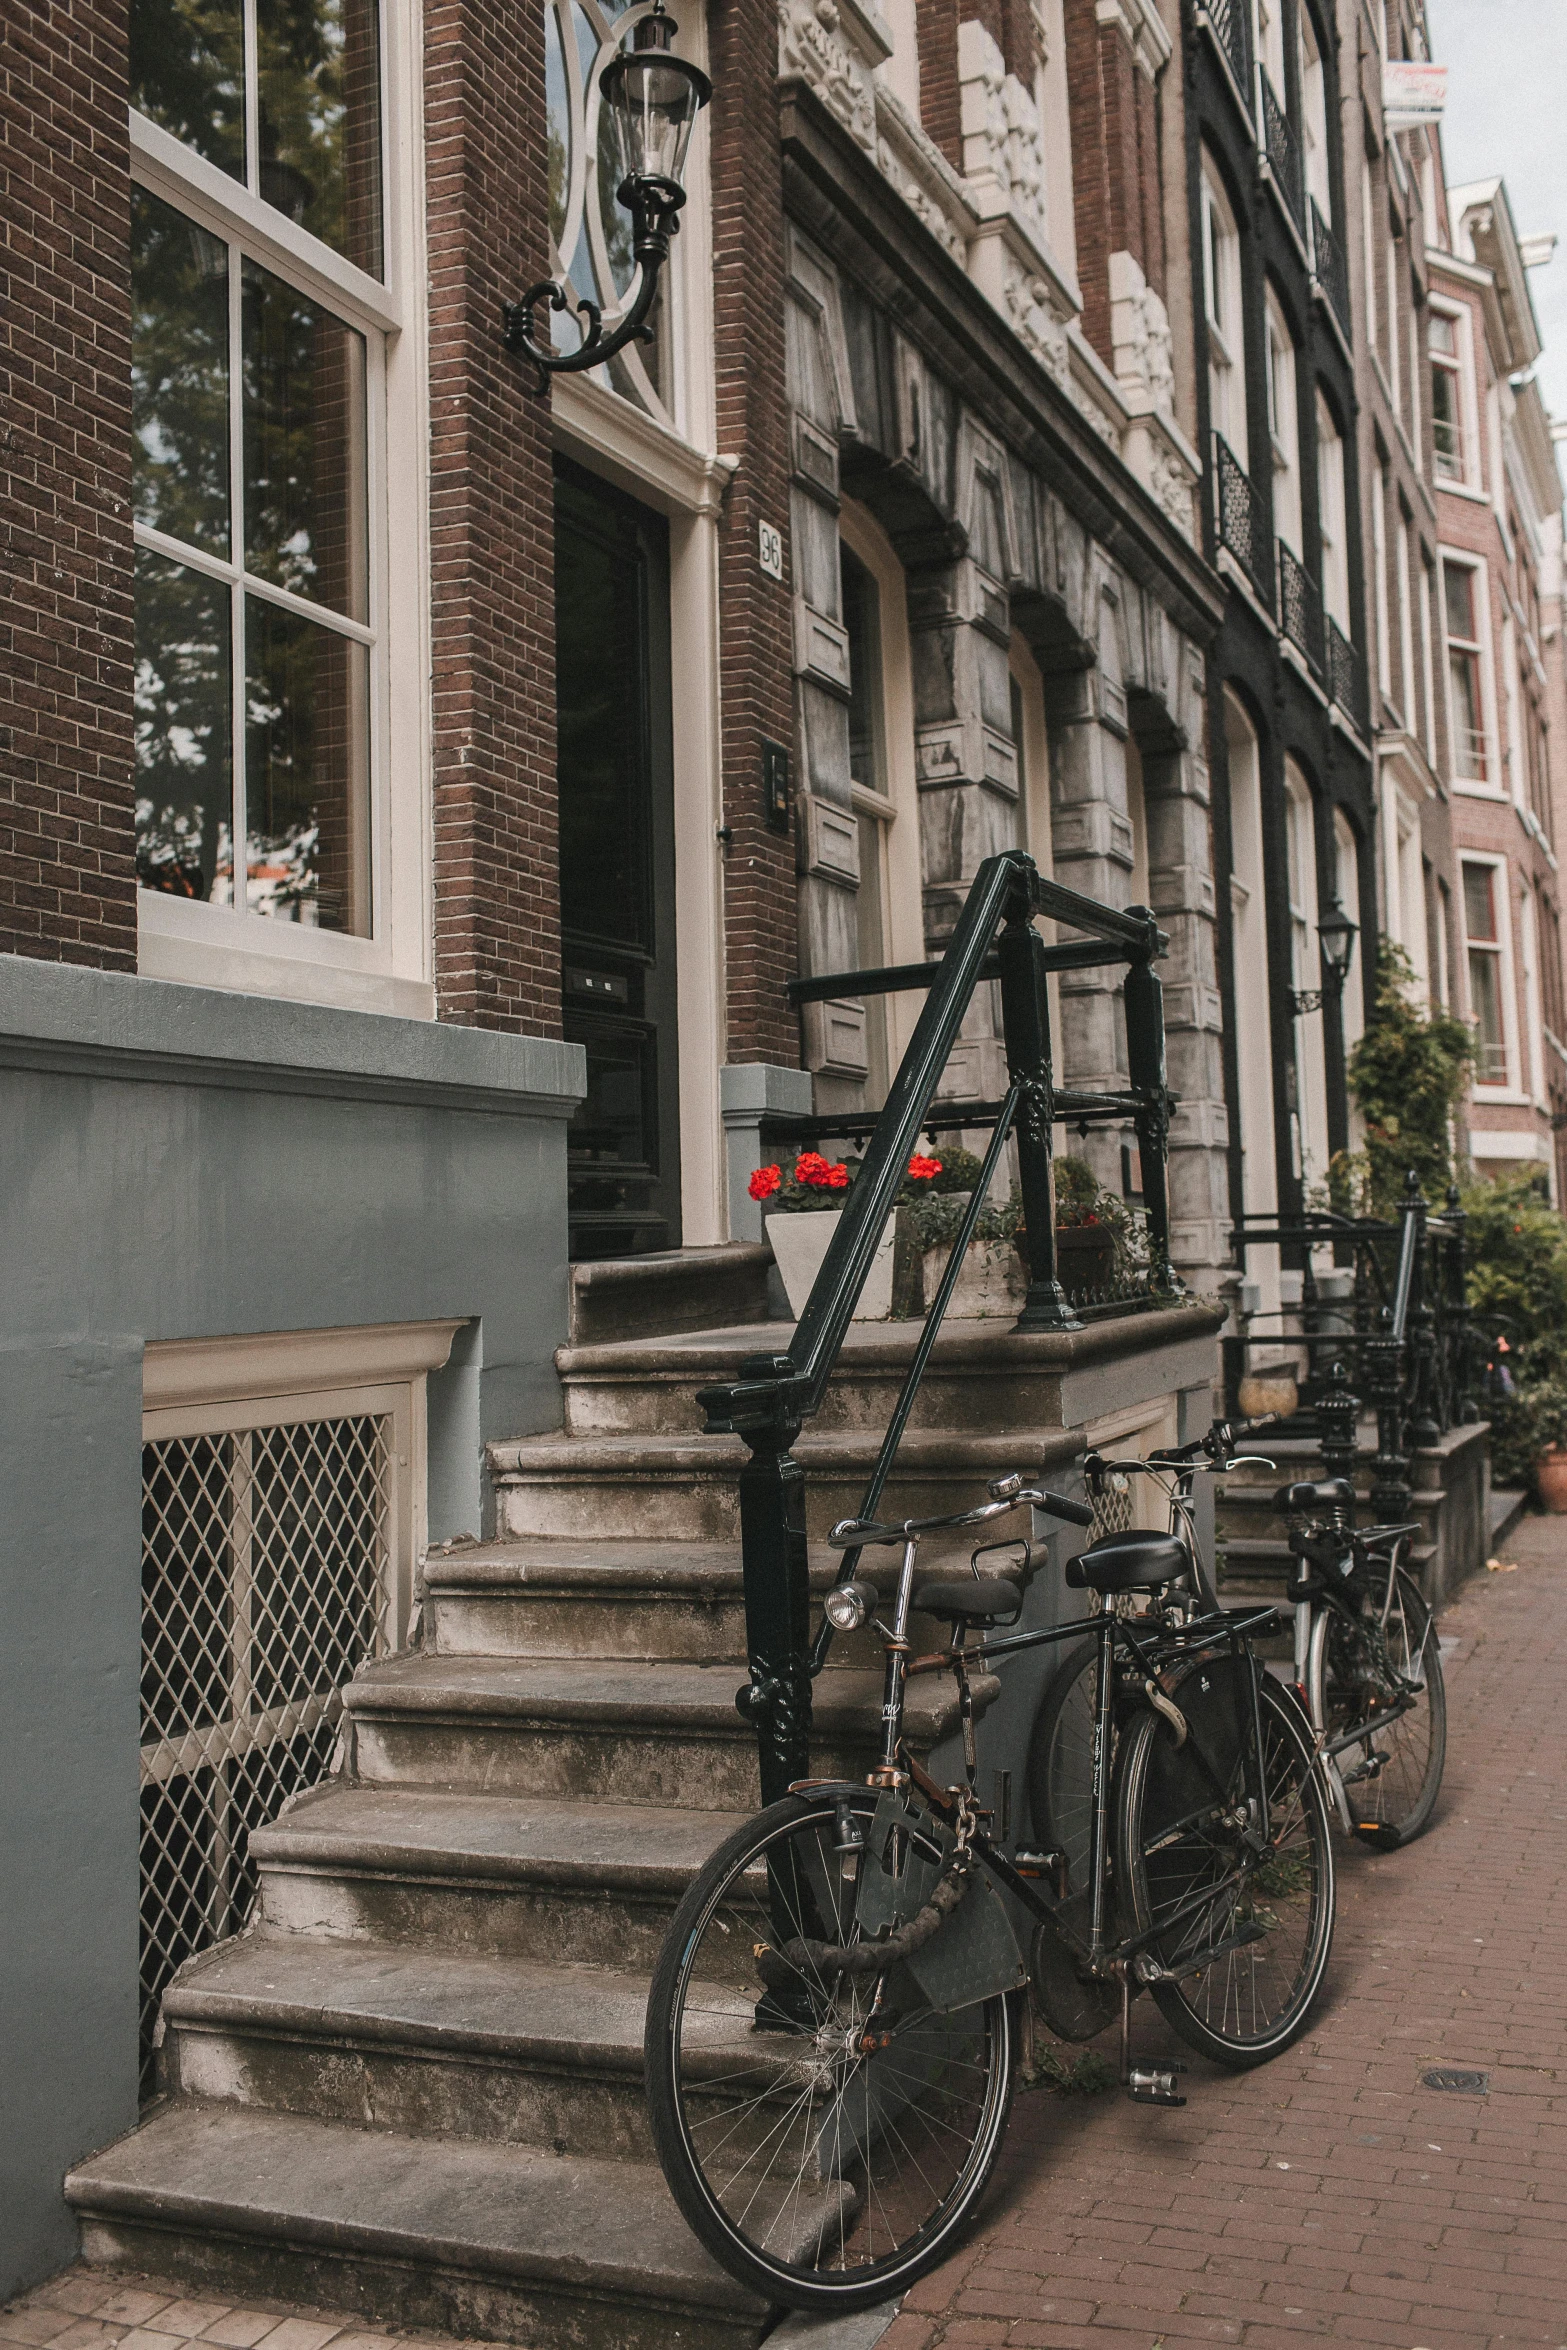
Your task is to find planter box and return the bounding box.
[1054,1224,1116,1301]
[914,1236,1028,1319]
[764,1207,897,1320]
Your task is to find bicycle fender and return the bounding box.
[857,1788,1027,2013]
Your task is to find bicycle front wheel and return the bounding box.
[1310,1561,1446,1843]
[1116,1666,1334,2068]
[644,1790,1016,2312]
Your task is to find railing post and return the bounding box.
[1405,1173,1441,1450]
[999,895,1080,1331]
[1124,924,1178,1295]
[1316,1355,1361,1487]
[730,1362,815,1807]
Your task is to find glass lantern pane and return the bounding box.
[132,190,232,558]
[244,597,372,934]
[134,547,235,902]
[256,0,384,277]
[130,0,246,181]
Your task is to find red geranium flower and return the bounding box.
[793,1151,832,1184]
[906,1154,943,1182]
[748,1164,782,1201]
[825,1162,850,1188]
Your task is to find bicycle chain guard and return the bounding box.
[855,1788,1028,2014]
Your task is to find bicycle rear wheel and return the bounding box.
[644,1789,1016,2312]
[1024,1638,1098,1893]
[1116,1665,1334,2068]
[1310,1560,1445,1843]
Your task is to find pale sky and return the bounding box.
[1426,0,1567,432]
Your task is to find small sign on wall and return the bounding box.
[758,519,784,581]
[763,740,791,833]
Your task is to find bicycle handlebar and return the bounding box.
[828,1480,1094,1547]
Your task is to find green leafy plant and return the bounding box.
[1486,1376,1567,1492]
[1333,943,1474,1218]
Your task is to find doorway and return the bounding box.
[554,458,681,1258]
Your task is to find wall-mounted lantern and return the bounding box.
[1290,899,1359,1017]
[503,0,710,389]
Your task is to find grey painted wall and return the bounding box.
[0,958,583,2296]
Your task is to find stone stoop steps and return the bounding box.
[67,1249,1095,2350]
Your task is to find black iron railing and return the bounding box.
[1310,199,1351,339]
[1229,1174,1479,1521]
[1260,72,1306,237]
[1278,541,1325,677]
[1198,0,1250,96]
[701,850,1180,1801]
[1326,616,1368,732]
[1214,435,1274,606]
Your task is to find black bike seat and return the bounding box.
[915,1577,1022,1624]
[1276,1477,1356,1515]
[1065,1530,1189,1593]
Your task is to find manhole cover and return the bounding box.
[1422,2067,1489,2094]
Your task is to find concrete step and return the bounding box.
[1489,1487,1529,1551]
[252,1783,744,1969]
[1214,1480,1443,1548]
[568,1246,773,1345]
[418,1537,957,1664]
[66,2100,778,2350]
[342,1654,988,1809]
[488,1425,1082,1541]
[161,1936,668,2157]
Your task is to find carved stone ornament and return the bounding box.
[957,20,1048,248]
[1003,257,1071,388]
[1107,249,1175,416]
[779,0,878,154]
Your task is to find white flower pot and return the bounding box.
[765,1208,897,1321]
[919,1237,1028,1318]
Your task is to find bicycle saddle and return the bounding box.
[915,1577,1022,1624]
[1276,1477,1355,1515]
[1065,1529,1189,1593]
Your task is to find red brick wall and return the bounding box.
[0,1,137,969]
[916,0,963,174]
[1065,0,1161,365]
[713,0,798,1064]
[425,0,561,1034]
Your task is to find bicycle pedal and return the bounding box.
[1353,1821,1403,1851]
[1127,2065,1187,2108]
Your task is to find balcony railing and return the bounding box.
[1310,199,1351,340]
[1199,0,1250,96]
[1327,616,1368,732]
[1214,436,1274,607]
[1279,542,1325,677]
[1260,72,1306,237]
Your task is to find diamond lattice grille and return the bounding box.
[139,1413,392,2096]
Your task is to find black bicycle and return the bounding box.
[644,1469,1335,2311]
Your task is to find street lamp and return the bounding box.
[503,0,711,388]
[1290,898,1359,1017]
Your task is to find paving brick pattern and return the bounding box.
[0,2274,479,2350]
[884,1513,1567,2350]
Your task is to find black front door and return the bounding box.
[554,457,681,1258]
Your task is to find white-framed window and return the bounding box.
[1372,461,1391,697]
[1385,211,1402,409]
[1419,550,1438,763]
[1362,150,1378,359]
[1395,508,1415,727]
[1521,882,1546,1106]
[1225,689,1280,1308]
[1333,806,1364,1057]
[129,0,429,1008]
[1442,554,1495,788]
[1299,4,1331,220]
[1502,610,1523,806]
[1284,759,1329,1184]
[1202,154,1247,470]
[1462,856,1515,1087]
[1265,288,1300,552]
[1429,300,1469,483]
[1255,0,1286,99]
[1316,393,1350,628]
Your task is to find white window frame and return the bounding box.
[1428,293,1475,489]
[1395,508,1414,729]
[130,2,434,1020]
[1361,151,1378,359]
[1372,462,1391,697]
[1202,155,1246,472]
[1284,759,1329,1185]
[1299,4,1331,220]
[1265,288,1301,555]
[1316,393,1349,628]
[839,501,926,1080]
[1521,882,1547,1108]
[1440,548,1501,796]
[1225,690,1280,1314]
[1419,550,1438,763]
[1461,852,1523,1096]
[1333,805,1365,1061]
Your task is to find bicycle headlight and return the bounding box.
[823,1580,876,1632]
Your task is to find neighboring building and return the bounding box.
[2,0,1232,2299]
[1183,0,1377,1315]
[1351,0,1457,1095]
[1428,175,1565,1194]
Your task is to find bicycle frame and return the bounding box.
[839,1520,1288,1982]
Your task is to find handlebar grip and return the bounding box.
[1037,1488,1095,1529]
[1237,1411,1280,1435]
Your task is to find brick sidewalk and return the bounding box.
[885,1512,1567,2350]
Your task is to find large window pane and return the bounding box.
[1450,648,1487,779]
[130,0,245,181]
[135,548,234,901]
[245,597,371,933]
[132,190,232,557]
[257,0,384,276]
[243,260,368,620]
[1463,863,1497,944]
[1468,950,1506,1082]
